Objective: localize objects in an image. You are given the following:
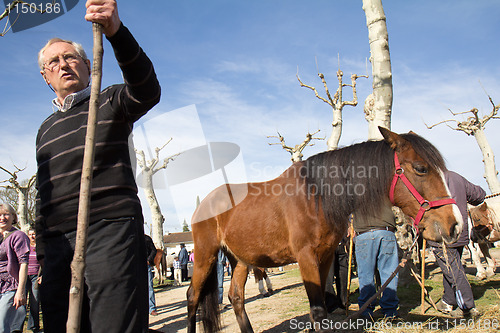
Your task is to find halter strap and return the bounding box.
[389,152,456,227]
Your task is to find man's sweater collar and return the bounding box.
[52,86,91,112]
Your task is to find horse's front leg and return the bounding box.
[479,242,496,278]
[297,250,333,328]
[228,262,253,333]
[468,242,487,280]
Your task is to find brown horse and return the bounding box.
[187,128,462,333]
[154,248,167,284]
[468,196,500,280]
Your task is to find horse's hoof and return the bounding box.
[475,273,486,281]
[310,305,327,323]
[486,269,495,278]
[263,292,271,297]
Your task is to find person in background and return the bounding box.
[0,203,29,333]
[178,243,189,282]
[430,170,485,318]
[14,228,41,333]
[217,250,227,305]
[145,235,158,317]
[353,202,399,319]
[173,256,182,286]
[35,0,160,331]
[189,249,194,263]
[165,252,175,280]
[325,232,351,313]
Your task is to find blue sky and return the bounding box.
[1,1,499,233]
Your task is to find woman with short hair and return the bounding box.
[0,203,29,332]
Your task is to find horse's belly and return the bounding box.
[221,228,296,268]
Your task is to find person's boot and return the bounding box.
[450,307,481,318]
[436,299,453,314]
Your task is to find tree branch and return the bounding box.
[297,66,367,113]
[296,71,332,106]
[267,132,293,151]
[268,130,324,162]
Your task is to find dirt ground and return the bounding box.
[148,248,500,333]
[148,265,315,333]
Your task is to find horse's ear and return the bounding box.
[409,130,417,135]
[479,202,488,212]
[379,126,407,151]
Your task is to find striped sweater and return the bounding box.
[35,24,161,258]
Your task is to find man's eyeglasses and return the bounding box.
[44,53,82,71]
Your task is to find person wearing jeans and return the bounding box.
[354,202,399,319]
[217,250,227,305]
[145,235,158,316]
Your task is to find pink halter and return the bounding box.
[389,152,456,227]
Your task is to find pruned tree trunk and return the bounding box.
[474,128,500,193]
[135,138,179,250]
[329,106,343,151]
[16,184,30,230]
[362,0,393,139]
[142,166,165,250]
[0,166,36,230]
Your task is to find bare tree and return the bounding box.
[362,0,393,139]
[426,97,500,193]
[135,138,179,250]
[267,130,323,162]
[0,165,36,230]
[297,66,367,150]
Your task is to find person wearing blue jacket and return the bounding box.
[178,243,189,282]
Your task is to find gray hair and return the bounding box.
[38,38,88,71]
[0,202,18,224]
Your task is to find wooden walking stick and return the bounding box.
[421,238,426,314]
[345,216,354,316]
[408,261,438,311]
[66,22,104,333]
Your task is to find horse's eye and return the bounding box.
[413,163,428,175]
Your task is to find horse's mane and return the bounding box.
[301,140,393,225]
[301,132,446,225]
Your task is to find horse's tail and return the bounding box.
[199,259,221,333]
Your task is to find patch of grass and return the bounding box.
[343,260,500,332]
[283,268,302,279]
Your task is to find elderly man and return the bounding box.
[178,243,189,282]
[35,0,161,332]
